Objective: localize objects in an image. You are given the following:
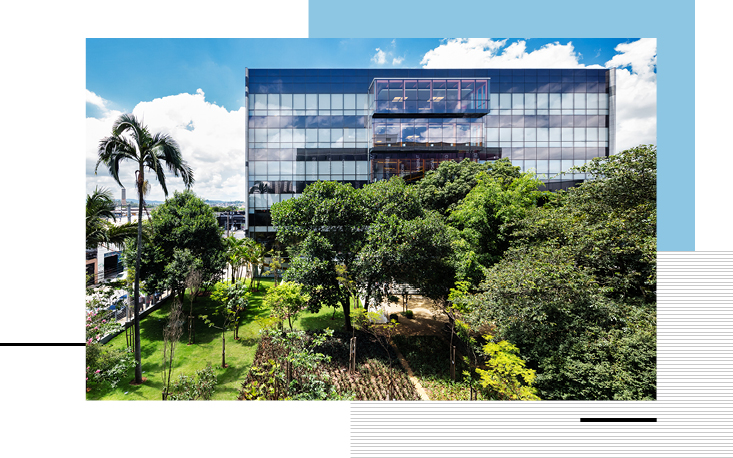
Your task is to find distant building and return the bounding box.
[86,245,123,285]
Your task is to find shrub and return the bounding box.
[402,310,414,319]
[167,364,218,400]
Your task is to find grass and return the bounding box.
[87,278,352,400]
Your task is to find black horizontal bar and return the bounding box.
[581,418,657,423]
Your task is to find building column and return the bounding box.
[244,67,250,234]
[608,67,617,156]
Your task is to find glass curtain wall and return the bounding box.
[246,68,611,239]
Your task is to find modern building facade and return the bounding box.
[245,68,616,246]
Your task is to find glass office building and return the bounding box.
[246,68,616,246]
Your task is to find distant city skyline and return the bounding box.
[87,38,656,202]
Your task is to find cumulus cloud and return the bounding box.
[87,89,246,202]
[606,38,657,151]
[371,48,386,65]
[86,89,108,110]
[420,38,595,68]
[420,38,656,151]
[372,41,405,66]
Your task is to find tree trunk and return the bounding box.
[132,166,144,384]
[341,292,352,333]
[222,331,226,368]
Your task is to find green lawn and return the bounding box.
[87,278,349,400]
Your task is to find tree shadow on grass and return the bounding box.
[392,335,467,381]
[298,310,346,331]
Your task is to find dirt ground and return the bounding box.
[377,295,450,337]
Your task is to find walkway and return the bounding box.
[368,295,452,401]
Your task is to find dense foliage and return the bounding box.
[86,284,135,390]
[86,187,139,251]
[454,145,657,400]
[269,145,655,401]
[263,282,309,331]
[123,190,226,298]
[272,177,456,330]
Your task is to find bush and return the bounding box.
[167,364,218,400]
[86,347,136,390]
[402,310,414,319]
[389,313,399,322]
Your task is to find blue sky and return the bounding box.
[87,38,636,113]
[86,37,657,203]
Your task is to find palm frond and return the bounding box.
[112,113,150,148]
[106,222,141,249]
[86,186,116,221]
[96,135,139,187]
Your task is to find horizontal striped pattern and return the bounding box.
[349,251,733,457]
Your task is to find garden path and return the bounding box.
[382,295,450,337]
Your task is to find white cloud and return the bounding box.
[371,48,387,65]
[420,38,656,151]
[420,38,593,68]
[87,89,246,202]
[605,38,657,151]
[372,42,404,66]
[86,89,108,110]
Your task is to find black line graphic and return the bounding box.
[580,418,657,423]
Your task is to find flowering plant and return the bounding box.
[86,283,134,391]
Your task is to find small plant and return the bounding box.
[389,313,399,322]
[263,281,308,331]
[476,335,540,401]
[161,297,185,399]
[401,310,414,319]
[167,364,218,400]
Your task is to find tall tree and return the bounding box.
[96,113,193,384]
[447,168,548,285]
[271,181,366,331]
[123,190,226,301]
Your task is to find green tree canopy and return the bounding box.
[513,145,657,300]
[414,158,521,216]
[454,145,657,400]
[273,177,457,330]
[447,166,548,285]
[124,190,226,297]
[272,181,366,331]
[263,281,309,331]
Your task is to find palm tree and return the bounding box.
[224,236,249,283]
[86,187,138,250]
[96,114,193,384]
[249,241,266,291]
